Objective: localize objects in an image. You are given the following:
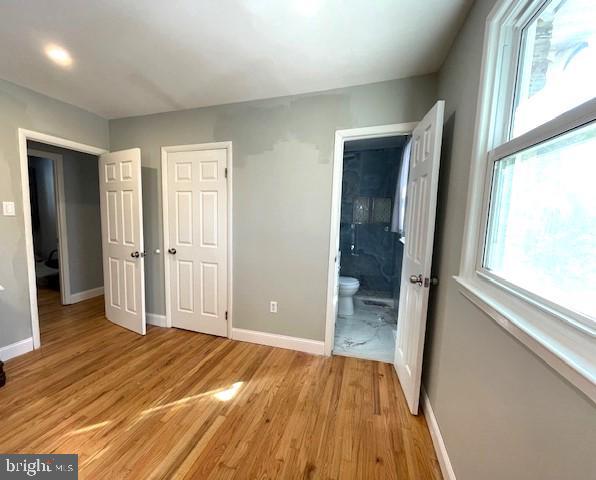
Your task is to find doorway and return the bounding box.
[19,130,150,348]
[22,136,105,346]
[18,129,107,348]
[325,102,445,414]
[324,122,417,360]
[333,135,411,363]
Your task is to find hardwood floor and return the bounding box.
[0,288,442,479]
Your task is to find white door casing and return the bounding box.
[165,146,228,337]
[394,100,445,414]
[99,148,146,335]
[324,123,419,356]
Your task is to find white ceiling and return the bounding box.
[0,0,473,119]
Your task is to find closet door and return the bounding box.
[164,146,228,337]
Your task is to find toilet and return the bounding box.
[338,276,360,316]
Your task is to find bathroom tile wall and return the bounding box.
[339,147,403,294]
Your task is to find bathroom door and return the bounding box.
[164,145,228,337]
[394,101,445,415]
[99,148,146,335]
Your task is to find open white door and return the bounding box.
[99,148,146,335]
[395,101,445,414]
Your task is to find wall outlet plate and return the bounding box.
[2,201,16,216]
[270,301,278,313]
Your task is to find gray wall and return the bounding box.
[423,1,596,479]
[110,76,438,340]
[28,142,104,295]
[0,79,108,348]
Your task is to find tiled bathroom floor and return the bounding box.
[357,289,394,300]
[333,297,397,364]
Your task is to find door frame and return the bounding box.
[161,141,233,335]
[27,148,71,305]
[17,128,107,349]
[323,122,418,356]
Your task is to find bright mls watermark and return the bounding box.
[0,454,77,479]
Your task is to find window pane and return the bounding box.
[484,121,596,324]
[511,0,596,138]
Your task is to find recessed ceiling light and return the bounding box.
[45,45,72,67]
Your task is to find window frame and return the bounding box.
[477,101,596,335]
[456,0,596,403]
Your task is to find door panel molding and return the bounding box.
[99,148,146,335]
[395,100,445,414]
[161,142,233,337]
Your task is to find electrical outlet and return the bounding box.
[270,301,278,313]
[2,201,15,216]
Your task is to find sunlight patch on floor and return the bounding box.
[139,382,245,415]
[68,420,111,435]
[213,381,243,401]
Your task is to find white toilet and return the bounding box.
[338,276,360,316]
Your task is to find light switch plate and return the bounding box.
[2,201,15,216]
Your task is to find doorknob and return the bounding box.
[168,248,177,255]
[409,274,423,286]
[131,251,140,258]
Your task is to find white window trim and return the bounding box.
[455,0,596,403]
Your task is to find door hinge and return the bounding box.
[225,167,228,178]
[225,311,228,320]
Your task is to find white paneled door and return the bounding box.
[165,146,228,337]
[395,101,445,414]
[99,148,146,335]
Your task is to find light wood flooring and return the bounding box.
[0,288,441,479]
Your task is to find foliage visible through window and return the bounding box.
[484,121,596,324]
[480,0,596,330]
[511,0,596,137]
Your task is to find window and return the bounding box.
[481,0,596,330]
[511,0,596,138]
[484,120,596,327]
[457,0,596,401]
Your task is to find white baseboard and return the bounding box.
[0,337,34,361]
[230,328,324,355]
[421,387,456,480]
[69,286,104,304]
[146,313,167,327]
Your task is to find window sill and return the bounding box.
[453,274,596,404]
